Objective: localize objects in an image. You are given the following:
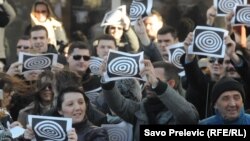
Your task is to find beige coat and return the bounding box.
[0,1,16,58]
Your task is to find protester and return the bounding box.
[23,87,109,141]
[200,77,250,124]
[101,60,198,141]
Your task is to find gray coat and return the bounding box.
[102,80,199,141]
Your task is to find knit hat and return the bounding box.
[211,77,245,107]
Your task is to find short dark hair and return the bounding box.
[54,70,82,94]
[153,61,180,88]
[19,35,30,41]
[157,25,178,39]
[92,34,117,56]
[56,87,90,114]
[67,41,91,55]
[30,25,48,37]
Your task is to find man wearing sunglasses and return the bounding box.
[67,41,101,93]
[16,36,31,55]
[5,35,31,72]
[180,33,241,120]
[207,57,224,82]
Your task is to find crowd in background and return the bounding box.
[1,0,250,140]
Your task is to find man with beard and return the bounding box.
[101,60,199,141]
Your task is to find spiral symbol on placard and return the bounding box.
[218,0,243,14]
[89,58,103,75]
[130,1,146,21]
[171,48,185,69]
[24,56,51,70]
[107,128,127,141]
[195,31,222,53]
[108,57,138,76]
[236,7,250,24]
[34,120,65,141]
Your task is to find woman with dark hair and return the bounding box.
[24,87,109,141]
[18,70,55,128]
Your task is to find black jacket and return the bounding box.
[74,120,109,141]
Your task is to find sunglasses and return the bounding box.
[39,83,52,91]
[110,26,123,30]
[35,10,47,13]
[17,46,29,49]
[73,55,90,61]
[209,57,223,64]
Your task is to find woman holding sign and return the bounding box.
[24,87,109,141]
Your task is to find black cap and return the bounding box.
[211,77,245,107]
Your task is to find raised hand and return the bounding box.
[183,32,195,62]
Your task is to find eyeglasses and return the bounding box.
[110,26,123,30]
[35,10,47,14]
[209,57,223,64]
[73,55,90,61]
[17,46,29,49]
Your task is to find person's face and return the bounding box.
[107,25,123,40]
[59,92,87,124]
[67,48,90,73]
[30,30,49,53]
[214,90,243,121]
[16,39,31,55]
[223,55,240,78]
[39,85,53,103]
[96,40,116,59]
[145,68,167,97]
[157,33,178,61]
[154,68,167,82]
[39,77,54,104]
[208,57,224,78]
[143,15,163,40]
[34,4,49,22]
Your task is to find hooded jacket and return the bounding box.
[29,0,68,49]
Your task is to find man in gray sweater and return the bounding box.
[101,60,199,141]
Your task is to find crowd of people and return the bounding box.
[1,0,250,140]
